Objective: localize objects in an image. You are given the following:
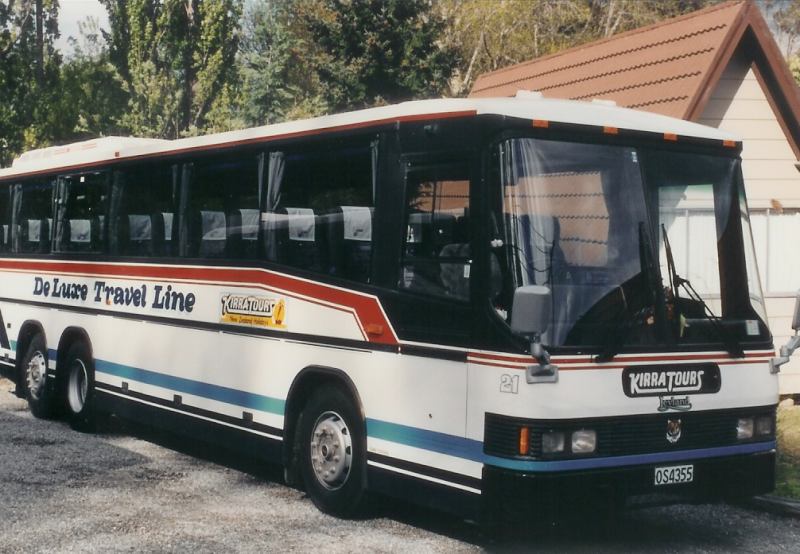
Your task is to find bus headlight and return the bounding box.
[542,431,565,454]
[755,416,773,437]
[571,429,597,454]
[737,417,754,440]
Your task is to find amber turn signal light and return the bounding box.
[518,426,530,456]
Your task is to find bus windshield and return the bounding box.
[499,137,769,353]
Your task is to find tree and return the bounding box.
[766,0,800,58]
[293,0,459,113]
[99,0,243,138]
[0,0,62,166]
[58,17,128,139]
[239,1,324,125]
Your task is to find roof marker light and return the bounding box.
[664,133,678,142]
[603,126,619,135]
[723,140,737,148]
[532,119,550,129]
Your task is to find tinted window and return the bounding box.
[112,164,178,257]
[266,142,375,282]
[55,173,109,253]
[186,156,260,259]
[0,185,10,252]
[400,165,471,300]
[14,179,54,254]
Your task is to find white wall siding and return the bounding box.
[699,52,800,393]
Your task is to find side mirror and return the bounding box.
[770,291,800,374]
[511,285,557,384]
[510,285,552,337]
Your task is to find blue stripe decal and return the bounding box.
[367,418,485,462]
[482,441,776,472]
[95,359,285,416]
[366,417,775,472]
[10,340,16,350]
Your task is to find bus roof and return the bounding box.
[0,96,739,180]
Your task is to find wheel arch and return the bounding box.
[282,365,366,471]
[56,327,93,371]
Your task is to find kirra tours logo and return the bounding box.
[621,364,721,412]
[220,293,286,329]
[628,368,705,396]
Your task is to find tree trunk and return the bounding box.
[35,0,43,85]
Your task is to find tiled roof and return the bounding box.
[469,1,785,120]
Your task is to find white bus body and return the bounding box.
[0,97,779,522]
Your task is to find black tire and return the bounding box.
[20,333,58,419]
[298,386,367,517]
[62,341,96,432]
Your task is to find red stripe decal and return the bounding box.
[0,259,399,346]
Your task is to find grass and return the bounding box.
[775,404,800,500]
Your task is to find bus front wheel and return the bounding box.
[298,386,367,517]
[62,341,96,432]
[21,333,57,419]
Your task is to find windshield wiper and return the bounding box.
[661,224,744,358]
[595,222,660,363]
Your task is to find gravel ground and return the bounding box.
[1,376,799,553]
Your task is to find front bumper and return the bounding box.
[482,450,775,518]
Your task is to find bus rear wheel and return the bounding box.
[62,341,96,432]
[21,333,57,419]
[299,386,367,517]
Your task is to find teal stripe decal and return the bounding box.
[95,359,285,416]
[10,339,16,350]
[367,418,484,462]
[94,358,774,474]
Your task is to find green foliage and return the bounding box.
[293,0,459,112]
[239,1,300,126]
[776,405,800,500]
[0,0,62,166]
[238,0,458,124]
[59,17,128,139]
[99,0,243,138]
[2,0,793,167]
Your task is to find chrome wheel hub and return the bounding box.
[67,359,88,414]
[309,411,353,490]
[26,351,47,400]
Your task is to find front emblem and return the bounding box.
[666,418,682,444]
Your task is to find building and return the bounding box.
[471,0,800,393]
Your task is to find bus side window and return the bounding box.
[265,140,375,283]
[400,168,471,301]
[111,164,178,258]
[55,173,109,254]
[185,156,260,260]
[13,179,54,254]
[0,185,10,252]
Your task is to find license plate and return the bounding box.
[654,464,694,486]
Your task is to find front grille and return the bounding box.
[484,407,775,460]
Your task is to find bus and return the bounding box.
[0,96,796,526]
